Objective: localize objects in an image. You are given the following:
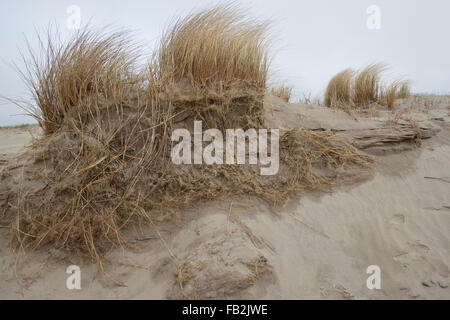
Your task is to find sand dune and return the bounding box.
[0,95,449,299]
[0,125,40,156]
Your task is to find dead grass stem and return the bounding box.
[270,83,292,102]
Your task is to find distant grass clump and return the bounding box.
[379,80,402,109]
[396,81,411,99]
[352,64,385,106]
[325,63,410,110]
[270,83,293,102]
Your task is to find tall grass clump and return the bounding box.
[270,83,292,102]
[325,63,409,110]
[324,69,353,107]
[18,28,143,135]
[380,80,402,109]
[352,63,386,106]
[154,4,273,131]
[156,4,271,90]
[9,27,173,270]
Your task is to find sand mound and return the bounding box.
[168,217,274,299]
[0,5,373,279]
[1,93,449,299]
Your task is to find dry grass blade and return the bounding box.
[397,80,411,99]
[325,63,410,111]
[16,27,143,135]
[286,212,330,239]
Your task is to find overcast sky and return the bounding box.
[1,0,449,126]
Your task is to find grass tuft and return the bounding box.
[396,81,411,99]
[352,63,386,106]
[325,63,409,110]
[270,83,293,102]
[3,5,374,279]
[324,69,353,108]
[156,4,272,91]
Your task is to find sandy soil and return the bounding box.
[0,96,449,299]
[0,125,41,156]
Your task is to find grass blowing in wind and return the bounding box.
[18,28,143,135]
[324,63,411,110]
[270,83,293,102]
[324,69,353,108]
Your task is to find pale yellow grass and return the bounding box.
[270,84,293,102]
[324,69,353,108]
[325,63,410,110]
[156,4,271,90]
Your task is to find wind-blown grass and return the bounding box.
[352,63,386,106]
[325,63,409,110]
[380,80,402,109]
[270,83,293,102]
[324,69,353,108]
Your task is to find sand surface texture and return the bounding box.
[0,95,449,299]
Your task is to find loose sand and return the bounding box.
[0,125,41,156]
[0,95,449,299]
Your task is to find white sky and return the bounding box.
[1,0,449,126]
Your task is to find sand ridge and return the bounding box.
[0,95,449,299]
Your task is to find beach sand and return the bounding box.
[0,96,449,299]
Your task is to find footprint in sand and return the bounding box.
[390,214,406,225]
[393,241,430,268]
[394,240,450,289]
